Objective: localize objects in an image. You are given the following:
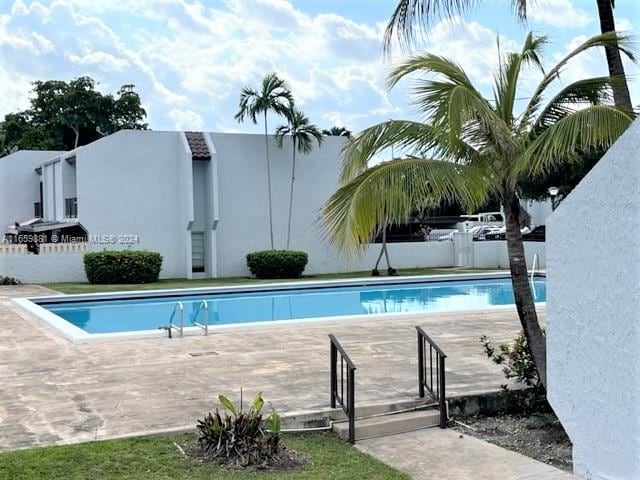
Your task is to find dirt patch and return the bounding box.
[451,413,573,472]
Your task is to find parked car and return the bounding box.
[470,225,502,241]
[522,225,545,242]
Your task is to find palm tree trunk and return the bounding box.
[264,111,275,250]
[72,125,80,149]
[503,192,547,388]
[596,0,633,112]
[286,139,296,249]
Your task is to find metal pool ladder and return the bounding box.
[192,300,209,336]
[530,253,539,282]
[169,301,185,337]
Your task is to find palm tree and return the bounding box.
[384,0,634,113]
[323,32,635,388]
[322,126,352,138]
[235,73,294,249]
[276,108,323,249]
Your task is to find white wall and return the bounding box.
[210,132,346,277]
[547,119,640,480]
[0,252,86,283]
[0,150,61,229]
[523,198,553,226]
[472,241,545,269]
[76,130,190,279]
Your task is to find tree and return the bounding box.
[0,76,147,154]
[235,73,294,250]
[275,108,323,249]
[384,0,634,113]
[322,126,352,138]
[322,32,635,388]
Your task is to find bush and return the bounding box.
[197,392,282,467]
[0,275,22,285]
[246,250,308,279]
[84,250,163,284]
[480,331,543,391]
[480,331,547,413]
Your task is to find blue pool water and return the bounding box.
[40,278,546,334]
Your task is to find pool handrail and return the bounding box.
[192,300,209,336]
[169,301,184,337]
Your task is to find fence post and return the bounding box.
[438,354,447,428]
[330,340,337,409]
[417,332,425,398]
[348,368,355,444]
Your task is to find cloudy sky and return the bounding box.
[0,0,638,134]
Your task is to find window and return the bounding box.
[34,202,43,218]
[64,197,78,218]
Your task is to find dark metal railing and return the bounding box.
[416,326,447,428]
[329,334,356,444]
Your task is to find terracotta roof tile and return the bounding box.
[185,131,211,160]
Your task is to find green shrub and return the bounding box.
[480,331,547,413]
[84,250,163,284]
[246,250,308,279]
[0,275,22,285]
[197,392,282,467]
[480,331,543,391]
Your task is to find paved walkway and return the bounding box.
[1,285,540,450]
[358,429,580,480]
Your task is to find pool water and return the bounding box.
[40,278,546,334]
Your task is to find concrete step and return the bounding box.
[281,398,432,429]
[333,409,441,441]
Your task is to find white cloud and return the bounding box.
[529,0,592,28]
[168,108,204,130]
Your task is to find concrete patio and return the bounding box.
[0,285,538,451]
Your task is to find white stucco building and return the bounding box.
[547,119,640,480]
[0,130,352,279]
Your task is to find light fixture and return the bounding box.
[548,186,559,197]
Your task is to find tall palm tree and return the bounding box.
[323,32,635,387]
[384,0,634,113]
[235,73,294,249]
[276,108,323,249]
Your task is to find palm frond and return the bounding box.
[275,108,322,152]
[341,119,479,183]
[520,31,637,127]
[514,105,632,177]
[533,76,623,129]
[493,33,548,124]
[323,157,488,254]
[236,73,294,125]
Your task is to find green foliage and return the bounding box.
[0,275,22,285]
[322,126,352,138]
[246,250,309,279]
[480,332,543,391]
[0,76,147,154]
[196,392,283,467]
[275,109,323,154]
[83,250,163,284]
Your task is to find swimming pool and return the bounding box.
[16,273,545,342]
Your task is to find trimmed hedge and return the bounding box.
[246,250,309,279]
[84,250,163,284]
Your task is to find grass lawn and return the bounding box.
[0,432,409,480]
[43,267,501,294]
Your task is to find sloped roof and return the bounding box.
[184,132,211,160]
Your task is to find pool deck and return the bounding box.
[0,284,543,451]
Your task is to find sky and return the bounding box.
[0,0,638,135]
